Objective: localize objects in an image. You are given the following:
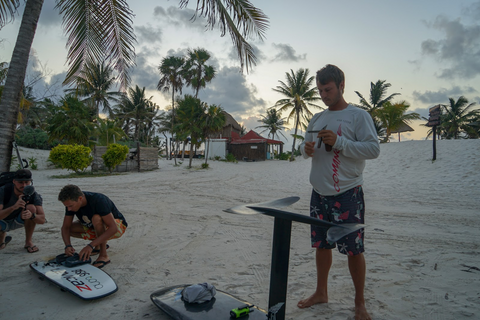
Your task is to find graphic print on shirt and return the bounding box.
[332,124,342,192]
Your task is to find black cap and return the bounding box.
[14,169,33,181]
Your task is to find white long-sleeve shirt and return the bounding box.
[300,105,380,196]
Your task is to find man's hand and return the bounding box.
[304,141,315,157]
[14,196,26,210]
[317,130,337,151]
[20,209,34,220]
[65,245,75,257]
[78,245,93,261]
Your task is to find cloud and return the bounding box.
[227,42,267,67]
[271,43,307,62]
[152,6,207,31]
[421,12,480,79]
[412,86,478,105]
[135,24,163,45]
[129,48,161,91]
[196,66,267,118]
[38,1,62,28]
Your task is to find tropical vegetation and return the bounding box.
[272,68,322,160]
[0,0,269,172]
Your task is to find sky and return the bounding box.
[1,0,480,146]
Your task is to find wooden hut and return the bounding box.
[228,130,283,161]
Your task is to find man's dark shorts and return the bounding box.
[310,186,365,256]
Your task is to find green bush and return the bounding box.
[102,143,129,172]
[49,144,93,173]
[225,153,237,163]
[201,163,209,169]
[28,157,38,170]
[15,126,59,149]
[275,152,290,161]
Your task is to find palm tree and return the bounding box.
[183,48,216,98]
[256,108,287,156]
[115,85,158,143]
[176,94,206,168]
[203,104,226,164]
[272,68,322,160]
[0,0,268,172]
[95,117,127,146]
[256,108,287,141]
[66,61,123,118]
[440,96,479,139]
[355,80,400,115]
[374,101,420,142]
[45,95,95,145]
[158,55,185,161]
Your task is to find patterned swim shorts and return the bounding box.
[310,186,365,256]
[81,219,127,240]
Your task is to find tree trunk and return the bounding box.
[0,0,44,172]
[290,108,299,161]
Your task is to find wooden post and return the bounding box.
[432,125,437,161]
[137,141,141,172]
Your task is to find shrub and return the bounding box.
[225,153,237,163]
[28,157,38,170]
[275,152,290,161]
[49,144,93,173]
[15,126,59,149]
[102,144,129,172]
[201,163,209,169]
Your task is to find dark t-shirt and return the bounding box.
[0,184,43,220]
[65,191,127,228]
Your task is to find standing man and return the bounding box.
[58,184,127,268]
[0,169,45,252]
[298,64,380,320]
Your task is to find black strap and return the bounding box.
[2,183,14,207]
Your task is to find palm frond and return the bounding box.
[57,0,136,90]
[0,0,20,28]
[179,0,269,73]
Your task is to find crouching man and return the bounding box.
[58,184,127,268]
[0,169,45,253]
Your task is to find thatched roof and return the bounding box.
[223,111,242,131]
[391,122,414,133]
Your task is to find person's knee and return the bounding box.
[26,204,37,214]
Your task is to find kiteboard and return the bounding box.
[151,284,269,320]
[30,253,118,300]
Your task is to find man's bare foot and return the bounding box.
[297,293,328,308]
[355,303,371,320]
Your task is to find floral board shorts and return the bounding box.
[81,219,127,240]
[310,186,365,256]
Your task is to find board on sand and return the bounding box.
[30,253,117,300]
[151,284,268,320]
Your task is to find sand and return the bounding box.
[1,139,479,319]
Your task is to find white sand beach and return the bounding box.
[1,139,479,320]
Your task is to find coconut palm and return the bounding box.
[374,101,420,142]
[176,94,206,168]
[272,68,322,160]
[256,108,287,141]
[45,95,95,146]
[95,117,127,146]
[183,48,216,98]
[115,85,158,143]
[440,96,479,139]
[0,0,268,171]
[158,55,185,160]
[66,61,123,118]
[355,80,400,115]
[203,104,226,164]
